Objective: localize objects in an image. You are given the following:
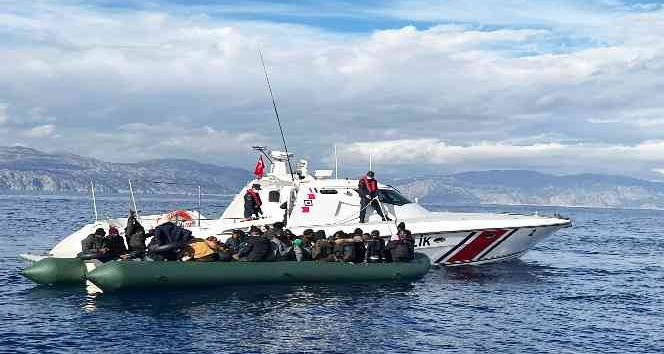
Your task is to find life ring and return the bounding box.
[157,210,194,226]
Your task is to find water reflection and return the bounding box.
[434,259,560,284]
[81,292,99,313]
[91,281,418,315]
[25,281,417,314]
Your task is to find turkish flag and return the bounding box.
[254,155,265,178]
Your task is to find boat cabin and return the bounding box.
[220,150,428,228]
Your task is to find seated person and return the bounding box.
[314,230,326,242]
[147,221,194,261]
[365,230,385,263]
[224,229,245,254]
[386,232,414,262]
[80,228,112,262]
[293,237,312,262]
[352,229,366,263]
[333,231,356,263]
[312,235,335,261]
[302,229,314,240]
[217,244,235,262]
[105,226,127,260]
[180,237,221,262]
[271,230,294,261]
[234,232,272,261]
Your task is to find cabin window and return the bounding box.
[269,191,280,202]
[378,189,411,206]
[320,189,338,194]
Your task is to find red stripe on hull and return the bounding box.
[447,229,508,263]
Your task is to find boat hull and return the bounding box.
[86,254,431,292]
[412,223,566,266]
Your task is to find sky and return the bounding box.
[2,0,664,179]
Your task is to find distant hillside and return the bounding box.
[393,170,664,209]
[0,146,251,194]
[3,146,664,209]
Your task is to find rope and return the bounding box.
[376,197,396,236]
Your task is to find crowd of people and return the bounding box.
[79,212,416,264]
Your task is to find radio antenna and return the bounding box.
[90,180,98,222]
[259,48,295,181]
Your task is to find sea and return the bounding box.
[1,194,663,353]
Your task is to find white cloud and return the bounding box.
[1,1,664,177]
[59,122,267,164]
[21,124,56,138]
[341,138,664,176]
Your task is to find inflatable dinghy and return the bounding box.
[22,254,430,291]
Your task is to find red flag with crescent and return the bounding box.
[254,155,265,178]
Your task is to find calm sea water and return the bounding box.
[1,194,663,353]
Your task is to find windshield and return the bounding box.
[378,189,412,206]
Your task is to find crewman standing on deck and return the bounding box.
[243,184,263,221]
[358,171,391,223]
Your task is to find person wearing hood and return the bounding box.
[105,226,127,259]
[358,171,391,223]
[243,184,263,221]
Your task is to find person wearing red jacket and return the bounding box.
[243,184,263,221]
[358,171,391,223]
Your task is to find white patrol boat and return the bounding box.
[32,149,571,267]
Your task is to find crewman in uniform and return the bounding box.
[358,171,391,223]
[243,184,263,221]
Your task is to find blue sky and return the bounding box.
[2,0,664,178]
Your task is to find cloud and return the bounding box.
[1,1,664,178]
[340,138,664,176]
[57,122,267,164]
[20,124,56,138]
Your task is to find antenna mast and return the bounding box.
[259,49,294,181]
[334,144,338,179]
[90,180,98,223]
[369,152,373,171]
[128,179,139,220]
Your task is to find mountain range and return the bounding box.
[2,146,664,209]
[0,146,250,194]
[393,170,664,209]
